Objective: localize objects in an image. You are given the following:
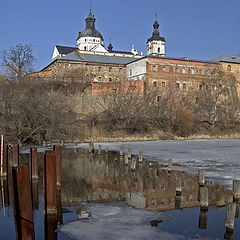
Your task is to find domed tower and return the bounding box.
[77,8,106,52]
[147,17,166,56]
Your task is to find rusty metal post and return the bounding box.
[32,181,39,210]
[13,144,20,167]
[44,215,58,240]
[11,166,35,240]
[1,144,8,177]
[54,146,62,187]
[43,150,57,215]
[29,148,38,180]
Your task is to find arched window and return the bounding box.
[86,64,89,71]
[158,47,160,53]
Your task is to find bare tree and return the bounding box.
[1,44,35,81]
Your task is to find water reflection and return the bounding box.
[61,149,233,211]
[0,147,238,239]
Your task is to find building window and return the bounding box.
[162,81,165,87]
[206,85,209,90]
[119,68,122,73]
[93,39,95,42]
[162,66,166,72]
[191,68,195,74]
[109,78,112,81]
[84,46,87,50]
[153,81,157,87]
[175,68,179,73]
[98,77,102,82]
[157,96,161,102]
[109,67,112,72]
[130,70,132,76]
[65,64,69,69]
[153,65,156,71]
[98,66,101,72]
[158,47,160,53]
[183,83,186,89]
[199,69,202,75]
[199,84,202,90]
[196,97,199,103]
[86,64,89,71]
[228,65,231,71]
[176,83,180,88]
[182,68,186,74]
[205,70,208,75]
[86,75,89,81]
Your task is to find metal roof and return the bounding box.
[211,55,240,64]
[56,45,77,55]
[59,51,139,65]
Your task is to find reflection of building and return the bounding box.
[28,8,240,98]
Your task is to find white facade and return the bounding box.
[126,58,146,80]
[147,40,165,56]
[77,37,106,52]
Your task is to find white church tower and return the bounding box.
[147,17,166,56]
[76,8,107,52]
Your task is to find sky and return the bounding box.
[0,0,239,71]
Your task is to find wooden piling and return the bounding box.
[225,202,237,232]
[1,144,8,177]
[13,144,20,167]
[175,196,182,209]
[120,145,123,156]
[11,166,35,240]
[168,159,172,174]
[54,146,62,187]
[32,181,39,210]
[139,151,143,163]
[233,179,240,202]
[198,169,205,187]
[29,147,38,180]
[89,142,94,153]
[0,177,9,210]
[105,146,108,153]
[98,145,101,155]
[131,158,136,171]
[176,176,182,196]
[0,135,3,176]
[127,148,132,159]
[199,187,208,210]
[44,215,58,240]
[149,162,153,168]
[43,151,57,215]
[198,209,208,229]
[124,155,129,165]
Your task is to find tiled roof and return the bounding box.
[211,55,240,64]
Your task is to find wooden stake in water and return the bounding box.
[168,159,173,174]
[0,135,3,176]
[199,187,208,210]
[139,152,143,163]
[198,169,205,187]
[120,145,123,156]
[233,180,240,202]
[225,202,237,232]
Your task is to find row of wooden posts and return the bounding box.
[0,135,63,240]
[90,142,240,236]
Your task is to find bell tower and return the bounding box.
[147,16,166,56]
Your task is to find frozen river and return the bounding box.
[73,139,240,189]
